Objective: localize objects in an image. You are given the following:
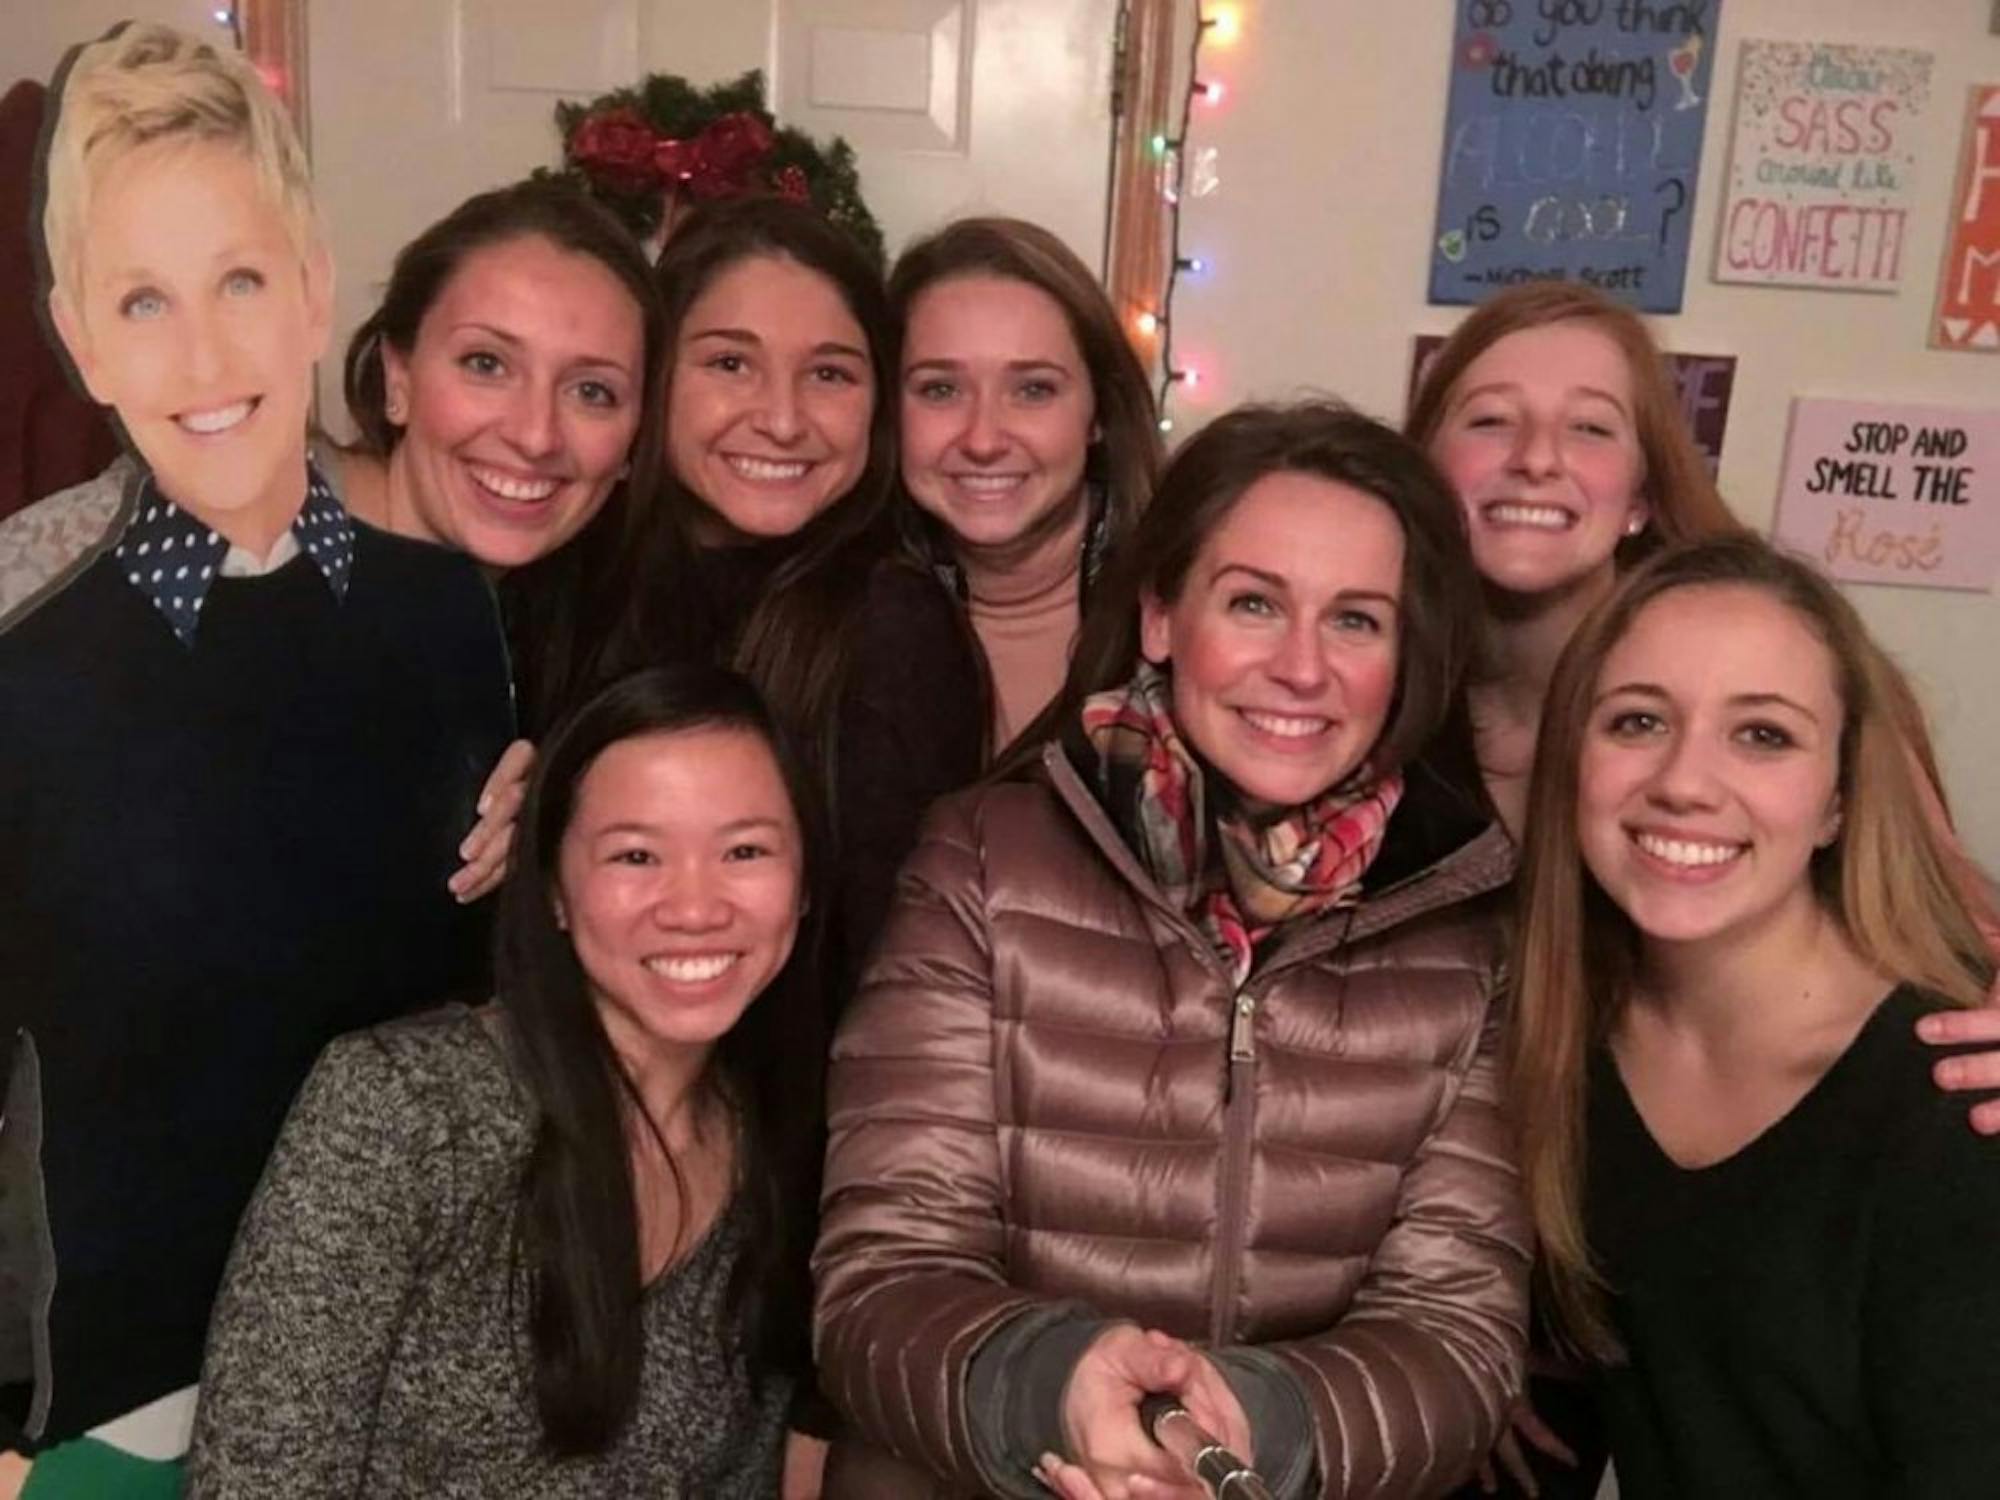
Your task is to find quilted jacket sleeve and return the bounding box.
[1267,998,1531,1497]
[811,789,1048,1489]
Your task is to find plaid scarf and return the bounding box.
[1081,662,1402,984]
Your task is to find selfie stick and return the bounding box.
[1137,1393,1276,1500]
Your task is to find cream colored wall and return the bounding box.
[1171,0,2000,873]
[5,2,223,89]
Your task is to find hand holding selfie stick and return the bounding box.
[1137,1392,1275,1500]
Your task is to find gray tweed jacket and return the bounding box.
[184,1005,787,1498]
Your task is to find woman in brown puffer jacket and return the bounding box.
[812,402,1530,1500]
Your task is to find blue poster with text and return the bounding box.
[1428,0,1721,312]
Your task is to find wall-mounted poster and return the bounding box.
[1714,41,1933,292]
[1407,334,1736,474]
[1771,398,2000,592]
[1427,0,1720,314]
[1932,85,2000,351]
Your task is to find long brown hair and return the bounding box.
[888,216,1162,555]
[1003,400,1480,790]
[589,197,904,776]
[1405,282,1740,564]
[1509,534,1996,1359]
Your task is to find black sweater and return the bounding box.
[1586,986,2000,1498]
[675,541,984,1001]
[0,482,513,1444]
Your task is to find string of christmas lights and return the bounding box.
[1138,2,1238,434]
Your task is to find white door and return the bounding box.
[306,0,1118,431]
[766,0,1118,262]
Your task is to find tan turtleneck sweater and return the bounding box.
[966,556,1081,750]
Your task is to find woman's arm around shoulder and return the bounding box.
[812,785,1052,1487]
[184,1016,473,1498]
[1264,991,1532,1498]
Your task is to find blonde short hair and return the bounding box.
[41,21,320,309]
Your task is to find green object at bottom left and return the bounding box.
[21,1441,181,1499]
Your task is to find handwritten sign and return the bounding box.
[1771,398,2000,592]
[1428,0,1720,313]
[1932,85,2000,351]
[1714,41,1933,292]
[1407,334,1736,475]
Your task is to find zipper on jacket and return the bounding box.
[1210,991,1259,1345]
[1227,994,1256,1063]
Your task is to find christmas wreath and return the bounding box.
[547,70,884,265]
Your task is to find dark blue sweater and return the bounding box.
[0,465,514,1445]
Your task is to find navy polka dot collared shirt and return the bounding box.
[114,463,355,646]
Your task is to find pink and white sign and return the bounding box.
[1715,41,1934,292]
[1772,398,2000,592]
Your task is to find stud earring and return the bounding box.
[385,392,408,424]
[1624,513,1646,537]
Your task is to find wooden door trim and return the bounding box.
[1105,0,1175,373]
[240,0,312,152]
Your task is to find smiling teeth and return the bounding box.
[954,474,1025,494]
[1241,710,1329,739]
[1485,503,1572,530]
[177,400,254,435]
[644,953,739,983]
[1635,832,1743,868]
[728,456,809,481]
[470,466,560,502]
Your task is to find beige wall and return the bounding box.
[1168,0,2000,874]
[6,2,222,89]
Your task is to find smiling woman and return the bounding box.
[815,402,1529,1500]
[333,179,665,734]
[2,24,515,1495]
[588,196,982,1007]
[888,217,1162,753]
[1404,282,1740,838]
[339,178,661,572]
[1508,534,2000,1496]
[49,133,332,559]
[666,253,874,541]
[187,665,828,1497]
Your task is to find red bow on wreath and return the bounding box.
[571,106,809,204]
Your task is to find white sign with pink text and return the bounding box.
[1715,40,1933,292]
[1772,398,2000,592]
